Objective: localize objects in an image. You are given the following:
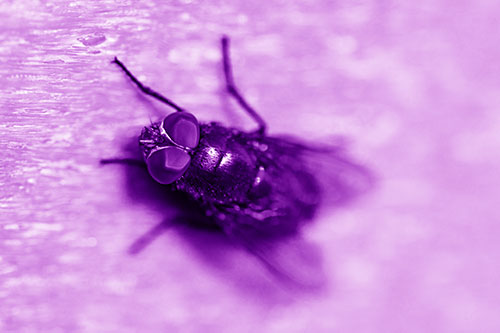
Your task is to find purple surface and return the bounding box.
[1,1,500,332]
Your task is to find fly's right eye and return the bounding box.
[146,146,191,184]
[162,112,200,149]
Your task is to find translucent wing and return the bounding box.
[266,135,374,208]
[223,223,325,289]
[213,134,373,286]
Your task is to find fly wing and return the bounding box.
[213,134,373,286]
[247,134,373,226]
[223,223,325,289]
[260,134,374,209]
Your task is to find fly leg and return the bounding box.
[128,215,214,255]
[100,158,146,168]
[221,36,267,135]
[112,57,185,113]
[128,219,172,254]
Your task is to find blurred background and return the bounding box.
[1,0,500,332]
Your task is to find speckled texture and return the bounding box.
[2,1,500,332]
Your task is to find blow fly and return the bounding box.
[102,36,371,287]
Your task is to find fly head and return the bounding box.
[139,112,201,184]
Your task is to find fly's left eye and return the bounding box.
[146,146,191,184]
[163,112,200,148]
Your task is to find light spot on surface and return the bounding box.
[167,43,211,67]
[58,253,81,264]
[362,112,401,146]
[20,223,63,238]
[4,223,20,230]
[179,12,190,21]
[4,239,22,247]
[4,275,44,288]
[245,35,283,56]
[32,223,63,232]
[452,112,500,164]
[329,35,358,55]
[338,3,372,26]
[78,237,97,247]
[77,33,106,46]
[236,14,248,24]
[379,178,435,206]
[340,256,377,287]
[46,131,72,145]
[195,75,217,90]
[40,168,55,176]
[0,262,16,275]
[204,47,220,61]
[106,277,136,295]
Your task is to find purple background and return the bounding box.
[1,1,499,332]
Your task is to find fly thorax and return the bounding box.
[185,126,259,202]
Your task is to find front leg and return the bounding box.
[100,158,146,168]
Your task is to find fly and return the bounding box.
[102,36,372,287]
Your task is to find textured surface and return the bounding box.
[2,1,500,332]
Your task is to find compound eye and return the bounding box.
[146,146,191,184]
[162,112,200,149]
